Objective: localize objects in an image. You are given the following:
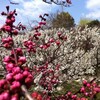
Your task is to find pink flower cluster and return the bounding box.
[33,63,60,92]
[0,6,33,100]
[55,80,100,100]
[23,15,67,53]
[57,32,67,41]
[2,37,13,48]
[0,6,25,36]
[0,48,33,100]
[80,80,100,97]
[34,14,48,32]
[24,40,36,53]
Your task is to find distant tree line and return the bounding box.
[79,18,100,28]
[47,11,100,30]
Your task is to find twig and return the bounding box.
[12,47,18,64]
[21,85,34,100]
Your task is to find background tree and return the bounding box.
[49,12,75,29]
[79,18,91,27]
[87,19,100,27]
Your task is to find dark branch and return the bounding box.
[8,0,19,5]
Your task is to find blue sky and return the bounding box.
[0,0,100,26]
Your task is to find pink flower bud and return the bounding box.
[12,30,18,35]
[11,81,21,90]
[6,19,12,25]
[39,45,44,49]
[2,91,10,100]
[16,48,23,56]
[23,71,29,77]
[43,45,48,49]
[13,67,21,74]
[24,67,29,71]
[47,85,52,91]
[83,80,87,86]
[57,32,62,36]
[0,95,3,100]
[80,98,87,100]
[31,92,38,98]
[80,87,85,92]
[3,56,11,64]
[4,25,11,32]
[86,83,91,87]
[67,92,72,96]
[2,38,8,43]
[28,45,33,49]
[37,94,42,100]
[41,22,46,25]
[34,32,38,37]
[71,95,77,99]
[46,43,50,47]
[92,82,97,87]
[49,38,55,43]
[14,73,23,81]
[9,11,14,16]
[11,17,15,22]
[11,96,18,100]
[37,32,41,36]
[39,22,44,25]
[6,63,14,71]
[84,92,88,96]
[2,37,13,43]
[51,79,56,84]
[18,56,26,64]
[6,73,13,81]
[94,87,100,92]
[37,25,41,29]
[25,77,32,84]
[55,40,60,46]
[16,48,22,52]
[28,74,33,79]
[3,43,10,48]
[27,41,33,45]
[8,37,13,41]
[0,79,6,88]
[32,42,36,46]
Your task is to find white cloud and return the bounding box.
[0,16,6,27]
[12,0,24,3]
[15,0,59,25]
[85,0,100,19]
[86,10,100,19]
[86,0,100,10]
